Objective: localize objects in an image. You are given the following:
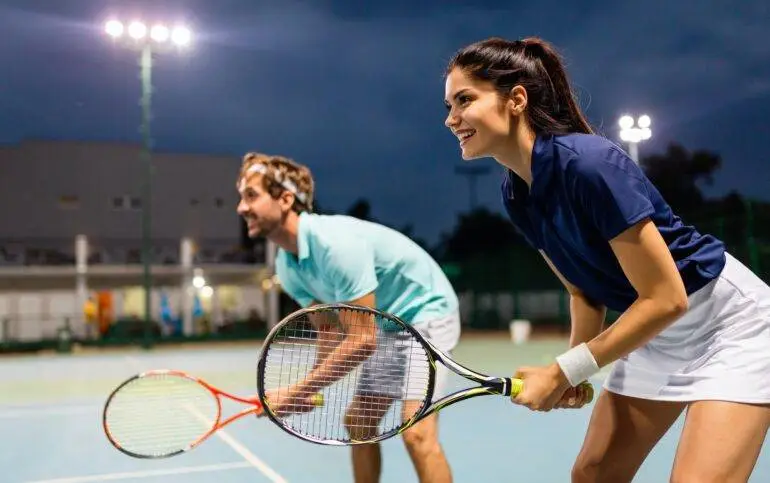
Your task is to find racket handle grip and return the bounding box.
[509,378,524,397]
[580,382,595,404]
[508,380,595,404]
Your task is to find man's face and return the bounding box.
[236,175,286,238]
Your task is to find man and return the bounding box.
[235,152,461,483]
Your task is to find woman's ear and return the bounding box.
[508,85,528,116]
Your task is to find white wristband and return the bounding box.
[555,343,600,387]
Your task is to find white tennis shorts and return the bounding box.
[604,252,770,403]
[356,311,461,401]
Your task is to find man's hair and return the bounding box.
[238,152,315,213]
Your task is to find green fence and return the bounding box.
[446,207,768,331]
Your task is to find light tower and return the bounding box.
[618,114,652,163]
[104,18,192,348]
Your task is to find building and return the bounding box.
[0,139,276,344]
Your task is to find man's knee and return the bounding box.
[401,419,440,456]
[345,411,378,440]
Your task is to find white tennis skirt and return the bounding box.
[604,252,770,403]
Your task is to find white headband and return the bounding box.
[244,163,308,204]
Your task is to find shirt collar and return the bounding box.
[296,211,310,261]
[505,132,556,204]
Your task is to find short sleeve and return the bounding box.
[570,148,655,241]
[276,258,315,307]
[318,236,378,302]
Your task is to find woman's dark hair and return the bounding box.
[446,37,593,135]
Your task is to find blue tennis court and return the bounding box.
[2,336,769,483]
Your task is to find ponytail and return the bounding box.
[446,36,593,135]
[521,38,593,134]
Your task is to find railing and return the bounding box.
[0,237,267,266]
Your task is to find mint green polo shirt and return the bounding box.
[275,213,458,324]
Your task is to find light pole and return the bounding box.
[104,19,192,348]
[618,114,652,163]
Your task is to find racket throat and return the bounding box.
[498,378,519,397]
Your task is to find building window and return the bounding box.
[58,195,80,209]
[112,195,141,210]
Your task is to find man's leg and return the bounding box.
[344,394,395,483]
[401,401,452,483]
[399,314,459,483]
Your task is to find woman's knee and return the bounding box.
[570,391,685,483]
[570,448,633,483]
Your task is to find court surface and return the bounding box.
[1,335,769,483]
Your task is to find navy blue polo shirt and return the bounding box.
[502,133,726,312]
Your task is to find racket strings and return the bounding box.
[261,308,431,443]
[104,373,219,457]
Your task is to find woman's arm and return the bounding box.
[540,251,606,348]
[554,218,689,388]
[585,218,688,368]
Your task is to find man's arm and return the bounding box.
[289,292,377,396]
[306,301,342,371]
[539,251,606,347]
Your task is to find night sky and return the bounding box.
[1,0,768,244]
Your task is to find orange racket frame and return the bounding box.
[103,369,284,458]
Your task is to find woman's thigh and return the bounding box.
[671,400,770,483]
[572,390,686,483]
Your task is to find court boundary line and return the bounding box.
[184,403,289,483]
[0,404,100,419]
[22,462,252,483]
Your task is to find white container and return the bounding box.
[509,319,531,345]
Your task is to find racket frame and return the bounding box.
[102,369,264,459]
[256,303,517,446]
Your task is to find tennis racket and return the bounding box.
[102,369,324,458]
[257,303,593,446]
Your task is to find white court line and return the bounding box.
[184,403,288,483]
[0,405,99,419]
[22,462,252,483]
[123,354,289,483]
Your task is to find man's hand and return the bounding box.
[258,387,320,418]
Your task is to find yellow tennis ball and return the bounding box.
[310,393,324,406]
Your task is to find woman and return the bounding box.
[443,36,770,482]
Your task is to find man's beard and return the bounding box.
[248,219,277,239]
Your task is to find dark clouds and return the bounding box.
[1,0,768,243]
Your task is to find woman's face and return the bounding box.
[444,67,515,161]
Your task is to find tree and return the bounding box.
[436,207,525,262]
[346,198,372,221]
[640,143,722,213]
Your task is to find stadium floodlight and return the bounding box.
[104,19,192,48]
[105,20,124,38]
[171,27,191,46]
[618,114,652,163]
[103,17,193,348]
